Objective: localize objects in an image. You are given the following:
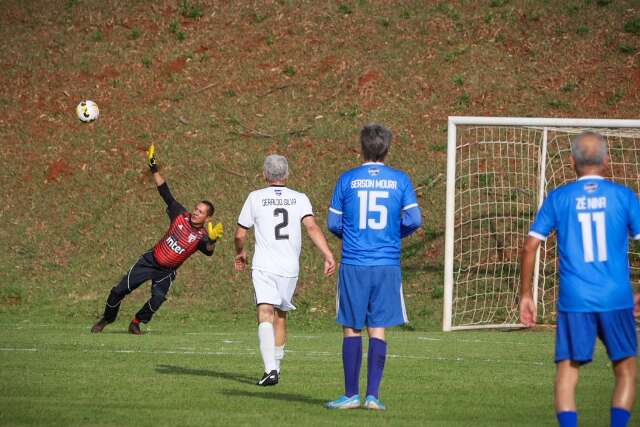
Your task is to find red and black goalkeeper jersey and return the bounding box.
[153,212,206,269]
[151,182,214,269]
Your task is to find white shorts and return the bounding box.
[252,269,298,311]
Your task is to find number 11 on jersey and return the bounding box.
[577,211,607,262]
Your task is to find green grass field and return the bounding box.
[0,317,631,426]
[1,1,639,425]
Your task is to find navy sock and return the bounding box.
[611,407,631,427]
[366,337,387,399]
[556,411,577,427]
[342,336,362,397]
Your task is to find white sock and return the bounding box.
[258,322,277,373]
[275,345,285,373]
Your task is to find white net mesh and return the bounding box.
[449,125,640,329]
[538,128,640,323]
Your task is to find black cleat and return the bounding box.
[128,321,143,335]
[91,318,111,333]
[257,370,279,386]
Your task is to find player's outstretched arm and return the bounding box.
[519,235,541,327]
[146,144,186,220]
[234,226,248,271]
[302,216,336,276]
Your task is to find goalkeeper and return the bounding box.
[91,144,223,335]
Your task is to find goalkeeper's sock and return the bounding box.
[611,407,631,427]
[342,336,362,398]
[365,337,387,399]
[258,322,277,373]
[556,411,577,427]
[274,345,285,374]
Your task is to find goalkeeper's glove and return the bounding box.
[147,143,158,173]
[207,222,223,241]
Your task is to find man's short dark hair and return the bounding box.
[201,200,214,216]
[360,123,392,162]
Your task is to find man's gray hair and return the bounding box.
[263,154,289,182]
[571,131,608,168]
[360,123,392,162]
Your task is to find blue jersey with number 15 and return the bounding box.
[530,176,640,312]
[328,162,421,266]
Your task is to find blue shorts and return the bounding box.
[336,264,408,330]
[555,309,637,364]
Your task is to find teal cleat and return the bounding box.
[324,394,361,409]
[363,395,386,411]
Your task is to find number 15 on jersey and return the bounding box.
[357,190,388,230]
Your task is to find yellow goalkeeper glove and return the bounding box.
[207,222,223,241]
[147,144,158,173]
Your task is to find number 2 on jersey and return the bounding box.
[577,212,607,262]
[357,191,388,230]
[274,208,289,240]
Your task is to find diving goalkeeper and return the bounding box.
[91,144,223,335]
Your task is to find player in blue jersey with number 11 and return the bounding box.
[325,124,422,410]
[520,132,640,427]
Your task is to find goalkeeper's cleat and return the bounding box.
[256,370,279,386]
[363,395,386,411]
[324,394,361,410]
[207,222,223,241]
[128,320,143,335]
[90,318,111,333]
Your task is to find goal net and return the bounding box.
[443,116,640,331]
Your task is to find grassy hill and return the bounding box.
[0,0,638,329]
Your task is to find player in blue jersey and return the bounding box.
[520,132,640,427]
[324,124,422,410]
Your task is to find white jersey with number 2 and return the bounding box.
[237,186,314,277]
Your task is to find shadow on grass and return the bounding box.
[155,364,256,385]
[219,389,327,406]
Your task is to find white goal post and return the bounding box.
[443,116,640,331]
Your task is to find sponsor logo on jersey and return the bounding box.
[368,167,380,176]
[178,224,184,230]
[166,235,186,254]
[274,189,282,196]
[584,183,598,193]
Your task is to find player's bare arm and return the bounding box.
[234,226,248,271]
[519,235,541,327]
[302,216,336,276]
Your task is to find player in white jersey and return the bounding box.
[234,155,336,386]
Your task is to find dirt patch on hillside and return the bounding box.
[46,159,74,182]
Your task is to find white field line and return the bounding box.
[0,324,238,335]
[1,323,552,350]
[0,346,546,366]
[416,336,550,346]
[284,349,546,366]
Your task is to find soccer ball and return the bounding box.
[76,100,99,122]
